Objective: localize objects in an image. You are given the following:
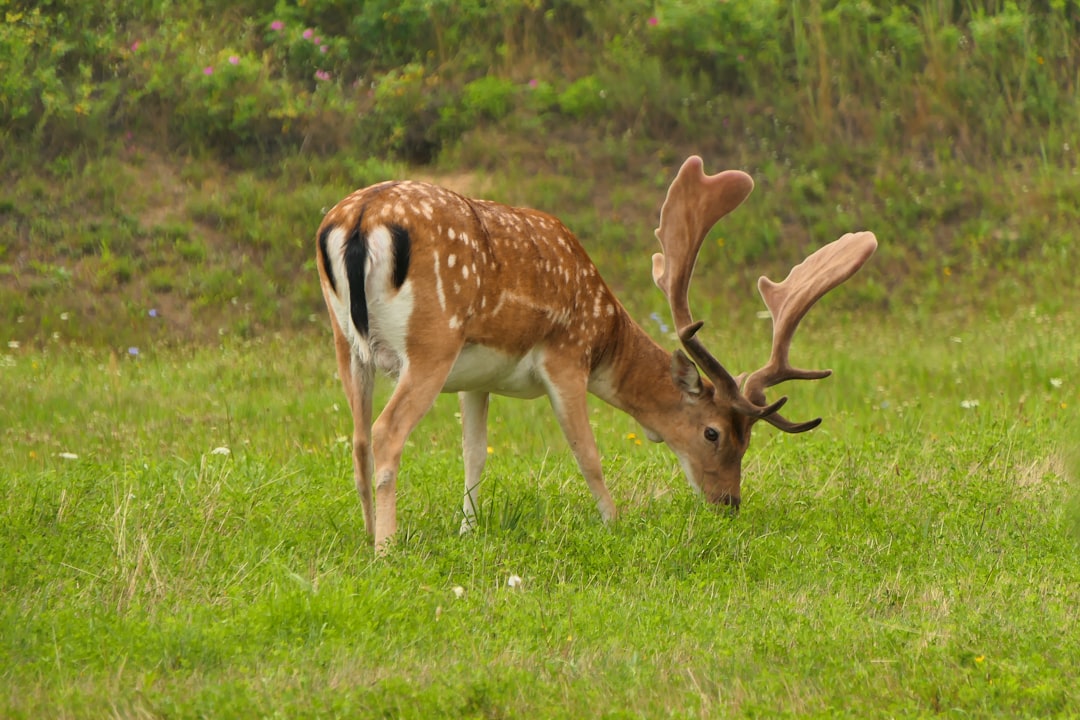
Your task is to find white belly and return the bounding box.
[442,345,546,398]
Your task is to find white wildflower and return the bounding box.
[210,446,231,455]
[1049,378,1063,389]
[452,586,465,599]
[7,341,19,349]
[507,574,523,589]
[960,399,980,410]
[58,452,79,460]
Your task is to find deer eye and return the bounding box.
[704,427,720,443]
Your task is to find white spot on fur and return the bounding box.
[448,254,456,268]
[433,251,446,312]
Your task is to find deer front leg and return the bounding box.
[370,355,459,552]
[459,390,490,535]
[543,364,617,522]
[330,315,376,536]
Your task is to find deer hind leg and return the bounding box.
[331,315,376,537]
[458,390,490,535]
[370,350,460,552]
[543,364,617,523]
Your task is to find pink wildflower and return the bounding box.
[302,28,314,40]
[320,45,328,53]
[528,78,539,89]
[203,66,214,75]
[648,16,659,26]
[130,40,141,52]
[270,20,284,31]
[229,55,239,65]
[315,70,331,82]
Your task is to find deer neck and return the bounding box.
[591,312,684,436]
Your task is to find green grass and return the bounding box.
[2,306,1077,718]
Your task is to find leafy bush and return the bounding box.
[460,76,518,123]
[3,0,1079,164]
[558,76,607,119]
[358,63,448,163]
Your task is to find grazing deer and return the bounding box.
[316,156,877,550]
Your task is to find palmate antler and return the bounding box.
[653,156,877,431]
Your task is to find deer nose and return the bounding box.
[711,492,740,511]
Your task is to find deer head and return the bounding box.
[651,156,878,507]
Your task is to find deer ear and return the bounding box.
[671,350,704,397]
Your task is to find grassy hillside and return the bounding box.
[2,0,1079,348]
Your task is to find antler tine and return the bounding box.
[652,156,754,399]
[741,232,878,429]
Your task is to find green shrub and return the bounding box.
[461,76,518,123]
[2,0,1079,168]
[358,63,451,163]
[557,75,607,119]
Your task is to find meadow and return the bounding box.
[2,303,1077,717]
[3,0,1080,716]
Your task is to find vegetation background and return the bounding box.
[1,0,1078,717]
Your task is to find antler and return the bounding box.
[652,156,754,332]
[653,156,878,431]
[652,156,785,419]
[739,231,878,430]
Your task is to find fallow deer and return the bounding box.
[316,156,877,550]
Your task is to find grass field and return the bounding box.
[2,303,1077,718]
[4,2,1080,716]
